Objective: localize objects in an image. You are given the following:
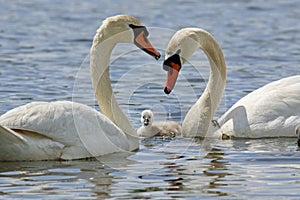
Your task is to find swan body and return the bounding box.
[0,15,160,161]
[0,101,129,160]
[137,110,181,137]
[163,28,300,138]
[212,75,300,138]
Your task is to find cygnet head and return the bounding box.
[141,110,154,127]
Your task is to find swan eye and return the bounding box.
[163,51,182,72]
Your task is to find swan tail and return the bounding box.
[0,125,27,144]
[0,125,64,161]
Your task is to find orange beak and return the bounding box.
[164,62,181,94]
[163,53,182,94]
[134,31,161,60]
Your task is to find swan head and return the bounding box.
[162,28,207,94]
[94,15,161,60]
[141,109,154,127]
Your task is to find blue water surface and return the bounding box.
[0,0,300,199]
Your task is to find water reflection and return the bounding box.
[0,137,299,199]
[203,148,231,197]
[1,0,300,199]
[134,137,232,198]
[0,152,138,199]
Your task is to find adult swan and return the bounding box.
[163,28,300,138]
[0,15,161,161]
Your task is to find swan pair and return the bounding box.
[1,15,299,161]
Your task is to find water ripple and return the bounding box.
[1,0,300,199]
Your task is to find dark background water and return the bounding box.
[0,0,300,199]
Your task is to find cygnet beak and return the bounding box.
[143,118,149,126]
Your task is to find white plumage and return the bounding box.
[0,15,160,161]
[163,28,300,139]
[214,75,300,138]
[137,110,181,137]
[0,101,129,160]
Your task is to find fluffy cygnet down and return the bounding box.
[137,110,181,137]
[296,125,300,147]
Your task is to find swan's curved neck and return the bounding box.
[182,30,226,137]
[90,31,137,149]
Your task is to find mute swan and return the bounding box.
[0,15,161,161]
[137,110,181,137]
[163,28,300,138]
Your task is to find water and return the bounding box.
[0,0,300,199]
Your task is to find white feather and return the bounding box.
[165,28,300,138]
[215,76,300,138]
[0,15,159,161]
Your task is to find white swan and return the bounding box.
[137,109,181,137]
[163,28,300,138]
[0,15,161,161]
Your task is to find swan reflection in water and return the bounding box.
[138,137,232,197]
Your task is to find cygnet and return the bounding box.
[137,109,181,137]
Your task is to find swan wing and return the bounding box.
[0,125,64,161]
[219,75,300,138]
[0,101,130,160]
